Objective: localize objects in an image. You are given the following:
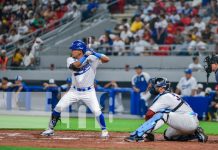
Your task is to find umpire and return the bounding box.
[204,55,218,82]
[131,65,150,116]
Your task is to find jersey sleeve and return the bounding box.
[87,55,102,68]
[176,78,182,90]
[191,78,197,90]
[67,57,76,68]
[142,72,150,82]
[149,96,169,113]
[131,75,136,86]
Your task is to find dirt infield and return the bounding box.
[0,130,218,150]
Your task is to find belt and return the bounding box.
[73,86,92,91]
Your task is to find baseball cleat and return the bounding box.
[101,129,109,138]
[195,127,208,143]
[41,129,54,136]
[145,133,155,141]
[124,134,144,142]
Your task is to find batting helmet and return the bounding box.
[69,40,87,54]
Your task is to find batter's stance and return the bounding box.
[125,77,208,142]
[41,40,110,138]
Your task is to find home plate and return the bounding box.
[53,137,79,140]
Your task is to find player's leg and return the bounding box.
[125,112,167,142]
[165,112,208,142]
[82,90,108,138]
[41,90,77,136]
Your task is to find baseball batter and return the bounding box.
[41,40,110,138]
[125,77,208,142]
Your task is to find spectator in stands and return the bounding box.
[0,35,8,45]
[190,27,201,41]
[181,2,192,16]
[179,12,192,26]
[152,0,165,15]
[174,30,184,44]
[11,49,23,68]
[132,36,150,56]
[17,20,29,35]
[193,15,206,31]
[130,15,143,33]
[89,36,100,51]
[31,37,44,57]
[42,6,55,22]
[67,0,79,11]
[154,15,168,44]
[201,25,214,43]
[7,29,21,43]
[120,25,133,42]
[149,38,159,52]
[188,56,203,72]
[195,83,205,96]
[187,34,197,54]
[0,50,8,70]
[143,27,152,42]
[64,5,81,19]
[166,1,177,15]
[104,81,124,113]
[176,69,198,96]
[99,30,115,54]
[32,13,46,29]
[22,47,35,68]
[132,65,150,115]
[141,1,153,15]
[117,18,130,32]
[196,36,207,52]
[208,85,218,121]
[113,36,125,56]
[82,0,98,21]
[208,14,218,26]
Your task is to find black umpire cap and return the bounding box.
[134,65,143,69]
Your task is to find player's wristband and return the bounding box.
[79,55,88,64]
[94,52,103,59]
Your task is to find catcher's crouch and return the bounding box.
[125,77,208,142]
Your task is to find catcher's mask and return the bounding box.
[204,55,218,83]
[149,77,170,95]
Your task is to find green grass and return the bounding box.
[0,115,218,135]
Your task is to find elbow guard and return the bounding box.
[69,64,79,71]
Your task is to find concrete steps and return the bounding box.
[111,5,138,22]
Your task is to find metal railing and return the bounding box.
[3,14,82,56]
[39,44,217,56]
[3,1,116,57]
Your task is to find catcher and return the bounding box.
[124,77,208,142]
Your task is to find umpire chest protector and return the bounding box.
[215,70,218,83]
[134,75,148,92]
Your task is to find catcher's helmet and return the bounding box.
[69,40,87,54]
[154,77,170,89]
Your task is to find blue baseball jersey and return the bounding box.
[132,72,150,92]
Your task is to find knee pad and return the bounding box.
[92,109,102,117]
